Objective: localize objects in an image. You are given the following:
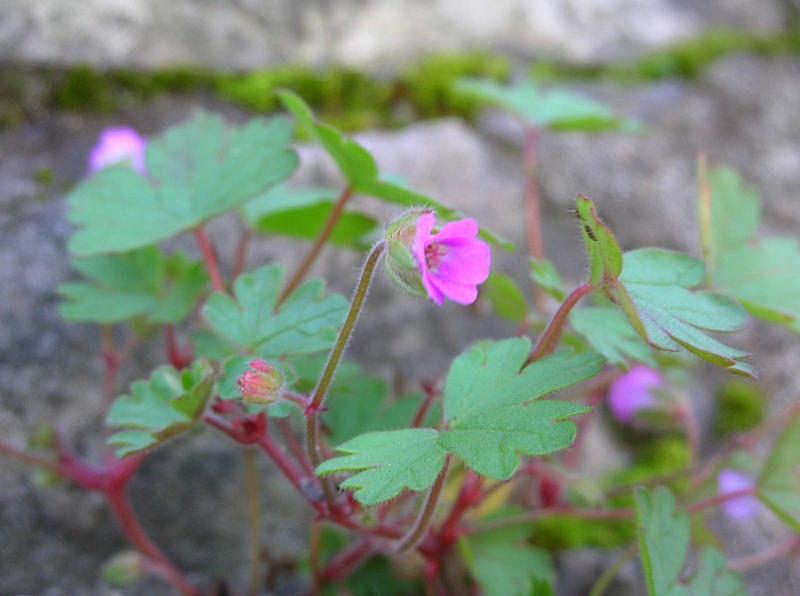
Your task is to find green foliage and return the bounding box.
[571,306,656,368]
[106,361,214,457]
[59,246,207,324]
[758,417,800,531]
[531,516,634,550]
[530,258,566,301]
[202,265,348,358]
[706,167,800,332]
[620,249,753,377]
[278,89,512,249]
[576,195,623,288]
[68,113,297,255]
[456,78,630,131]
[713,380,765,438]
[635,486,745,596]
[460,528,554,596]
[243,185,378,249]
[482,272,529,323]
[316,428,447,505]
[438,338,602,478]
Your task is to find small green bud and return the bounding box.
[103,551,144,586]
[383,209,428,299]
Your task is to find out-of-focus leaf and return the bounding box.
[59,246,207,324]
[106,360,213,457]
[531,257,566,301]
[68,113,298,255]
[482,272,528,322]
[243,185,378,249]
[758,417,800,531]
[456,78,630,131]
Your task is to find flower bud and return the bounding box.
[384,209,429,299]
[236,359,284,405]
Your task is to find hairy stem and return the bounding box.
[305,242,386,512]
[243,448,263,596]
[280,186,354,303]
[193,226,226,293]
[528,282,593,363]
[397,456,451,552]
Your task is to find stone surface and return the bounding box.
[0,0,793,71]
[2,54,800,594]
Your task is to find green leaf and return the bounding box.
[456,78,628,131]
[460,534,554,596]
[482,272,528,322]
[106,360,214,457]
[68,113,298,255]
[706,168,800,330]
[202,265,348,357]
[757,417,800,530]
[243,185,378,249]
[571,306,656,368]
[635,486,745,596]
[316,428,447,505]
[59,247,208,324]
[278,90,513,250]
[576,195,623,288]
[619,249,753,377]
[530,258,566,301]
[438,338,602,478]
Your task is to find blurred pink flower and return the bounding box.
[718,469,761,520]
[88,127,147,174]
[608,365,664,423]
[412,212,491,306]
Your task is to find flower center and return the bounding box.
[425,242,447,271]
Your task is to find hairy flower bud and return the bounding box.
[237,359,284,405]
[384,209,491,306]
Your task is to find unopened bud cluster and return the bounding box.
[237,359,284,405]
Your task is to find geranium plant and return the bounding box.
[2,82,799,596]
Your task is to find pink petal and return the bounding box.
[435,218,479,242]
[421,268,445,305]
[435,239,492,285]
[413,212,437,269]
[608,366,663,423]
[718,470,760,520]
[429,275,479,305]
[89,127,147,175]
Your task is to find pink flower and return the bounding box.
[412,212,491,306]
[88,127,147,174]
[608,366,664,423]
[718,469,761,520]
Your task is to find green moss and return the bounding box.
[530,516,635,550]
[713,380,765,438]
[532,28,800,84]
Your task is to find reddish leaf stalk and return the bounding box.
[438,472,483,546]
[685,487,756,514]
[280,186,354,303]
[165,324,192,370]
[412,382,440,428]
[276,418,315,476]
[524,127,544,261]
[528,282,593,363]
[728,535,800,573]
[397,457,451,552]
[193,226,226,293]
[319,538,375,583]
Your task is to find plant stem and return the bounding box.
[101,324,121,408]
[0,440,65,477]
[280,186,354,303]
[106,487,199,596]
[728,535,799,573]
[588,543,638,596]
[697,152,714,281]
[243,448,263,596]
[276,418,314,475]
[397,457,451,552]
[686,487,755,514]
[528,282,593,363]
[305,242,386,512]
[524,127,549,314]
[319,538,375,583]
[412,382,439,427]
[309,521,323,594]
[233,228,252,279]
[193,226,226,293]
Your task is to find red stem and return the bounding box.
[276,418,315,476]
[413,382,439,428]
[728,535,800,573]
[279,186,353,304]
[524,127,543,261]
[107,487,200,596]
[193,226,226,293]
[319,539,375,583]
[686,487,756,514]
[528,282,593,363]
[439,472,483,545]
[397,457,451,552]
[165,325,192,370]
[233,228,252,279]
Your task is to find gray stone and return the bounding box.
[0,0,792,71]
